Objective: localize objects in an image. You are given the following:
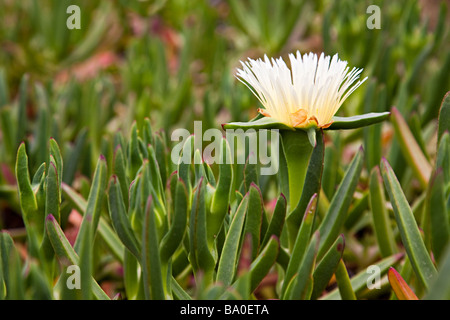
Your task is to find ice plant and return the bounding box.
[236,52,368,130]
[224,51,389,248]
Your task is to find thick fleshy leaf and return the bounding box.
[146,144,165,204]
[436,132,449,184]
[142,197,165,300]
[62,182,124,263]
[388,267,418,300]
[243,183,263,260]
[154,131,168,187]
[437,91,450,143]
[15,143,38,224]
[334,260,356,300]
[369,166,397,257]
[28,262,53,300]
[426,169,449,264]
[171,276,192,300]
[380,158,437,289]
[224,112,390,131]
[248,236,279,292]
[1,232,25,300]
[311,234,345,300]
[108,175,141,260]
[390,258,414,300]
[63,128,87,185]
[74,155,107,253]
[390,107,432,188]
[243,154,259,194]
[322,142,340,200]
[222,117,294,131]
[321,253,403,300]
[326,112,390,130]
[317,147,364,259]
[40,158,60,261]
[123,250,139,300]
[127,122,143,179]
[45,215,110,300]
[189,177,215,282]
[113,145,129,208]
[45,159,60,223]
[0,232,17,299]
[49,138,63,199]
[216,194,249,287]
[261,193,286,247]
[209,138,233,239]
[424,245,450,300]
[160,179,188,263]
[78,215,93,300]
[282,194,317,296]
[286,231,320,300]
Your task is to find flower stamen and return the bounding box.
[290,109,308,127]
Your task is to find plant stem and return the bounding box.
[280,130,314,210]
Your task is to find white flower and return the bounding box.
[236,51,367,129]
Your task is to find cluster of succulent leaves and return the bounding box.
[0,0,449,300]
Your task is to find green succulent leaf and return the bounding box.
[322,253,403,300]
[160,179,188,263]
[216,193,249,287]
[142,196,165,300]
[248,236,279,292]
[317,147,364,259]
[45,214,110,300]
[108,175,141,260]
[369,166,397,257]
[390,107,432,188]
[326,112,390,130]
[15,143,38,224]
[425,245,450,300]
[334,259,356,300]
[261,193,286,248]
[286,231,320,300]
[243,183,263,260]
[426,169,449,264]
[380,158,437,289]
[209,138,233,238]
[189,177,215,282]
[74,155,107,253]
[283,194,317,296]
[437,91,450,144]
[222,117,294,131]
[311,234,345,300]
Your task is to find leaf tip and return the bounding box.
[337,234,345,252]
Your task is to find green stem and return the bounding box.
[280,130,314,209]
[283,129,324,250]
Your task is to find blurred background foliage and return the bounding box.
[0,0,449,299]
